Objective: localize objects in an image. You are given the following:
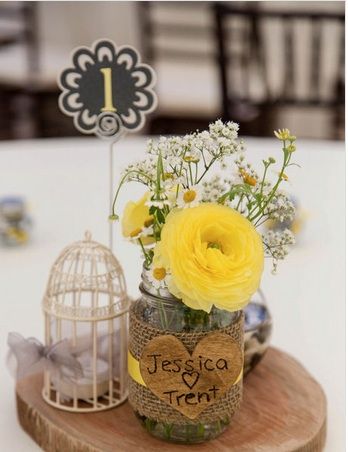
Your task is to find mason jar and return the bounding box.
[243,289,272,376]
[128,270,244,444]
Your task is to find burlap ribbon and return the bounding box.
[128,302,244,425]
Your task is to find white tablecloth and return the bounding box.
[0,135,345,451]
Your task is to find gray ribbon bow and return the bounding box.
[7,332,83,381]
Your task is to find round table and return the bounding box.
[0,135,345,451]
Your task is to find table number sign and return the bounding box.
[58,39,157,140]
[57,39,157,249]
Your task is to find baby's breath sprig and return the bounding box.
[263,229,296,273]
[110,121,298,272]
[110,119,242,224]
[217,129,297,231]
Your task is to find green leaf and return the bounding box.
[254,193,263,203]
[156,152,164,191]
[156,210,165,223]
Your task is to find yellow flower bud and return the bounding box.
[287,144,296,152]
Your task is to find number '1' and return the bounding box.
[100,68,117,112]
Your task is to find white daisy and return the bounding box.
[146,190,171,209]
[147,266,170,290]
[127,222,154,245]
[127,227,143,241]
[142,225,154,238]
[177,185,202,208]
[146,199,170,209]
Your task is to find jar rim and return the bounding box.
[139,282,243,322]
[139,282,179,304]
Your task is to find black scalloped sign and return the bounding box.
[58,39,157,139]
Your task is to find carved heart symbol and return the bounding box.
[182,371,199,389]
[140,332,243,419]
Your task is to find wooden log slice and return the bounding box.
[16,347,326,451]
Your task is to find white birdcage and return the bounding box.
[42,231,129,412]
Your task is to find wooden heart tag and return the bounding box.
[140,332,243,419]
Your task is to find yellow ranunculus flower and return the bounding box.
[121,193,155,245]
[155,203,264,312]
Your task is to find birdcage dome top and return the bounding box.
[43,232,129,321]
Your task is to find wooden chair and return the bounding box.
[0,2,39,139]
[0,2,76,139]
[0,2,39,72]
[138,1,220,135]
[213,2,345,138]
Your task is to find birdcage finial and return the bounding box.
[84,230,92,242]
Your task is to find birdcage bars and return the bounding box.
[42,232,129,412]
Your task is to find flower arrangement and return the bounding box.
[111,121,297,312]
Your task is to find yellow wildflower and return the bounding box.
[274,128,291,140]
[183,155,200,163]
[240,169,257,186]
[121,192,155,245]
[163,172,174,181]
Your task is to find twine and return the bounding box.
[128,302,244,425]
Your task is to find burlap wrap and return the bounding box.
[128,302,244,425]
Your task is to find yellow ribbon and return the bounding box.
[128,351,146,386]
[128,350,243,387]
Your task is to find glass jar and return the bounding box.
[243,289,272,376]
[128,270,243,444]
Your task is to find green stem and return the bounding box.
[249,140,290,223]
[163,423,173,440]
[188,163,194,185]
[138,238,151,267]
[111,170,152,217]
[196,156,217,184]
[175,183,180,200]
[236,193,244,211]
[197,423,205,438]
[183,168,190,187]
[245,162,271,219]
[254,209,281,227]
[260,161,271,196]
[255,217,270,227]
[158,300,168,329]
[156,151,164,193]
[200,147,207,168]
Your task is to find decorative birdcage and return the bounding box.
[42,231,129,412]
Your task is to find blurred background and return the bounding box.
[0,0,344,140]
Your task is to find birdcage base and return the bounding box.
[42,379,128,413]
